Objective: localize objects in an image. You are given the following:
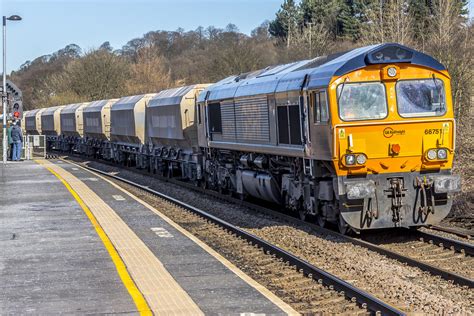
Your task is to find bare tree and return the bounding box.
[47,49,130,102]
[126,47,172,95]
[426,0,473,115]
[360,0,413,45]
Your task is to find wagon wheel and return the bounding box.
[316,214,327,228]
[337,214,350,235]
[297,199,306,221]
[217,184,224,194]
[200,176,208,190]
[298,210,307,221]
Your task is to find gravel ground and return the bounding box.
[442,215,474,231]
[72,158,474,314]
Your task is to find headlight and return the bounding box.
[356,154,367,165]
[427,149,437,160]
[387,67,397,77]
[345,154,355,165]
[437,148,448,160]
[345,181,376,199]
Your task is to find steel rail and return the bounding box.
[72,161,405,316]
[62,156,473,288]
[428,225,472,240]
[413,230,474,256]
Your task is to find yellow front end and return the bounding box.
[329,64,460,230]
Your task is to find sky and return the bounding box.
[1,0,283,72]
[1,0,473,73]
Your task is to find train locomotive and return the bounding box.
[24,43,461,234]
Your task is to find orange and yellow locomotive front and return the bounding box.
[328,51,460,230]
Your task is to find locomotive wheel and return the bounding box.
[237,193,246,201]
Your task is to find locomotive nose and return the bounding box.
[336,120,454,175]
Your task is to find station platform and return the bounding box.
[0,160,296,315]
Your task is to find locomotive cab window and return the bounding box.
[337,82,387,121]
[277,103,302,145]
[207,102,222,133]
[313,91,329,123]
[396,79,446,117]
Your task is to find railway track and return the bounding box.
[68,160,404,315]
[414,230,473,256]
[428,225,472,240]
[64,155,473,289]
[361,229,474,286]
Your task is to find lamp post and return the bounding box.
[2,14,21,164]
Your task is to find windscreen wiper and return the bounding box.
[337,77,348,104]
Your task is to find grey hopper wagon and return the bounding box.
[24,108,45,135]
[83,99,118,140]
[60,103,90,137]
[41,106,65,136]
[146,84,210,155]
[110,94,157,145]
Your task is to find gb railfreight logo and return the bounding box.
[383,127,405,138]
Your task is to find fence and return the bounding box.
[23,135,46,159]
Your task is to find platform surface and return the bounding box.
[0,160,295,315]
[0,161,136,314]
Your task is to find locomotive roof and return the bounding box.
[198,43,446,102]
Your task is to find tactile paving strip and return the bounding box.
[38,160,203,315]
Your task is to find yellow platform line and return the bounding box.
[36,160,152,316]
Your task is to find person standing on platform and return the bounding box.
[7,121,14,160]
[11,120,23,161]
